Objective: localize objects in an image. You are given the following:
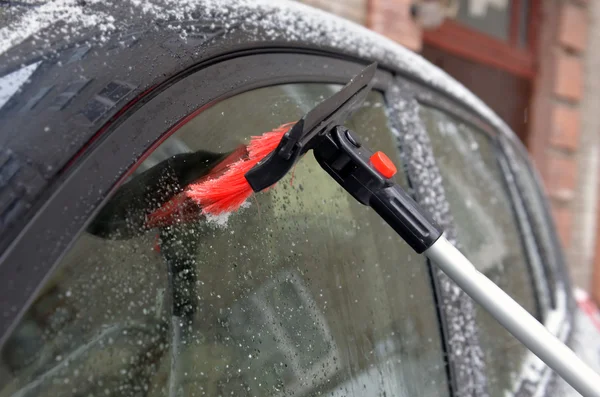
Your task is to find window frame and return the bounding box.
[422,0,541,79]
[1,53,460,397]
[395,76,572,395]
[497,133,574,324]
[0,54,399,346]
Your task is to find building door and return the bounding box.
[421,0,539,145]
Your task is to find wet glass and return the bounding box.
[420,104,538,397]
[0,85,450,397]
[456,0,511,42]
[518,0,530,47]
[503,143,558,310]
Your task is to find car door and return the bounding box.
[0,55,452,397]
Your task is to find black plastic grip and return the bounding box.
[370,184,442,253]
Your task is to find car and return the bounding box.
[0,1,598,396]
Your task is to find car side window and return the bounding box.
[0,84,450,397]
[419,105,539,396]
[502,142,565,309]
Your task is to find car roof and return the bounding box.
[0,0,514,138]
[0,0,528,255]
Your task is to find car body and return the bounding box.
[0,1,598,396]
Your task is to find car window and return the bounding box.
[419,105,539,396]
[503,142,562,309]
[0,84,450,397]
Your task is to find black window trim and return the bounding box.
[494,150,549,317]
[493,141,572,394]
[498,135,572,304]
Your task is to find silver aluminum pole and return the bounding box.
[425,235,600,397]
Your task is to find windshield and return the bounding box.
[0,84,449,397]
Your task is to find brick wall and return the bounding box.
[529,0,588,265]
[572,0,600,298]
[367,0,422,51]
[527,0,600,291]
[299,0,368,25]
[534,0,588,286]
[297,0,421,51]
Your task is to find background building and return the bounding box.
[300,0,600,302]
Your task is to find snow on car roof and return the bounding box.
[0,0,514,144]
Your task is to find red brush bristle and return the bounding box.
[145,123,291,227]
[247,122,295,159]
[145,145,248,229]
[187,123,291,214]
[186,159,258,214]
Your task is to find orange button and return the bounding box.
[370,151,397,178]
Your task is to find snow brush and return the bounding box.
[145,123,293,228]
[183,64,600,396]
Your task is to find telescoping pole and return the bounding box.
[425,236,600,397]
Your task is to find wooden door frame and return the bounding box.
[422,0,541,79]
